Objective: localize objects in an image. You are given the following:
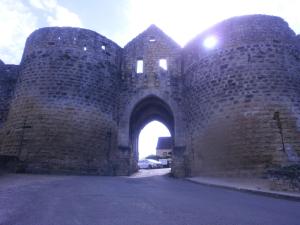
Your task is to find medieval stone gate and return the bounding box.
[0,15,299,177]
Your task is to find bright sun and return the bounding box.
[203,36,218,48]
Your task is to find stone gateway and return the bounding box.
[0,15,299,177]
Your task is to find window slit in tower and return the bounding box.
[149,36,156,42]
[159,59,167,70]
[136,59,144,74]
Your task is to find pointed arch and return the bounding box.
[129,96,174,164]
[117,91,186,174]
[118,90,185,148]
[130,96,174,138]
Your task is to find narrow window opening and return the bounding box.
[83,46,87,51]
[159,59,167,70]
[58,36,61,40]
[149,36,156,42]
[101,45,106,50]
[136,59,143,74]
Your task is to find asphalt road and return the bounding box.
[0,169,299,225]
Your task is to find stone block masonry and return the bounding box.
[0,14,299,177]
[0,28,121,175]
[183,15,300,176]
[0,62,19,127]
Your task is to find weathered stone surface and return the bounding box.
[0,28,121,175]
[183,15,300,177]
[0,15,299,177]
[0,63,19,127]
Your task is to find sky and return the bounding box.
[0,0,299,158]
[0,0,300,64]
[138,121,171,159]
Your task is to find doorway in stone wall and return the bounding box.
[138,120,171,160]
[129,96,174,175]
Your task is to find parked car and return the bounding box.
[158,158,172,168]
[138,159,163,169]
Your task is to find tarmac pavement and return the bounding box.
[0,170,299,225]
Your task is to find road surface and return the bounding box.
[0,169,299,225]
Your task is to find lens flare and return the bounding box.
[203,36,218,49]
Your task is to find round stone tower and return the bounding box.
[183,15,300,176]
[1,27,121,174]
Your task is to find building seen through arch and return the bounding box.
[156,137,173,158]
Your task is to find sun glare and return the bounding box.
[203,36,218,49]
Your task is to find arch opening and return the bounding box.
[129,96,174,171]
[138,120,171,160]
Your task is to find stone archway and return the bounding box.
[116,92,186,177]
[129,96,174,171]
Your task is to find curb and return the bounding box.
[186,178,300,202]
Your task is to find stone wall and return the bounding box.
[296,35,300,50]
[183,15,300,177]
[0,61,19,127]
[0,27,122,174]
[0,14,299,177]
[117,25,186,176]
